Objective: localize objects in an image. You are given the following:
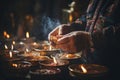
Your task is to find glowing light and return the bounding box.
[49,45,52,50]
[69,14,73,23]
[4,45,8,49]
[11,45,14,50]
[9,51,12,58]
[12,41,15,45]
[3,31,7,37]
[26,48,29,52]
[12,64,18,67]
[6,34,10,39]
[80,65,87,73]
[26,32,29,38]
[53,57,58,64]
[33,42,37,45]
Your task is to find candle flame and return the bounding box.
[4,45,8,49]
[12,64,18,67]
[26,32,29,38]
[3,31,7,37]
[3,31,10,38]
[33,42,37,45]
[9,51,12,58]
[12,41,15,45]
[80,65,87,73]
[53,57,58,64]
[11,45,14,50]
[49,45,52,50]
[26,48,29,52]
[69,14,73,23]
[6,34,10,39]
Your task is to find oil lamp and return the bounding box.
[68,64,108,79]
[30,67,61,80]
[21,32,35,43]
[3,60,32,78]
[40,57,69,67]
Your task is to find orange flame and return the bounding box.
[80,65,87,73]
[12,64,18,67]
[3,31,10,38]
[69,14,73,23]
[3,31,7,37]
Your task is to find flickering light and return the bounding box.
[69,14,73,23]
[9,51,12,58]
[4,44,8,49]
[26,32,29,38]
[80,65,87,73]
[12,41,16,45]
[53,57,58,64]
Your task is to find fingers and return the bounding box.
[48,24,67,41]
[55,37,77,53]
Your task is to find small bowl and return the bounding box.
[30,67,61,80]
[68,64,108,79]
[3,60,32,78]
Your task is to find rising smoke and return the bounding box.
[31,15,61,40]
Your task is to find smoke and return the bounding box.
[31,15,61,40]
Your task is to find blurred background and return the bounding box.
[0,0,89,40]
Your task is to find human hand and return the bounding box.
[50,31,93,53]
[48,22,85,45]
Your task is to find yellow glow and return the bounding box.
[4,44,8,49]
[6,34,10,39]
[12,41,15,45]
[11,45,14,50]
[80,65,87,73]
[9,51,12,58]
[49,45,52,50]
[26,32,29,38]
[3,31,7,37]
[26,48,29,52]
[12,64,18,67]
[69,14,73,23]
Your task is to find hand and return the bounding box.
[48,22,84,45]
[50,31,93,53]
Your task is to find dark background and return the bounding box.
[0,0,89,40]
[0,0,72,38]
